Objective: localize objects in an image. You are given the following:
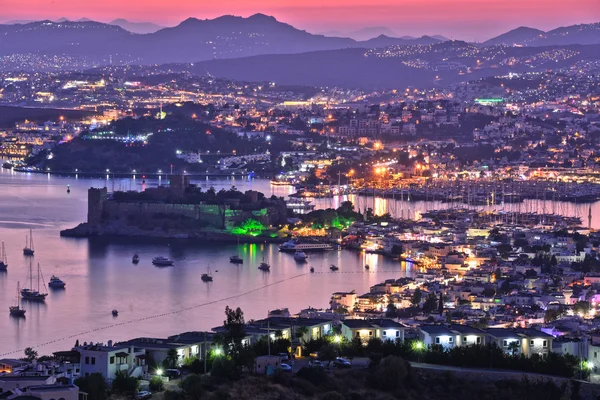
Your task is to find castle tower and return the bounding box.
[88,187,108,225]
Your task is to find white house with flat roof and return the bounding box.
[75,342,146,381]
[419,325,456,349]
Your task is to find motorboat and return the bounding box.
[201,267,213,282]
[330,264,339,271]
[258,262,271,271]
[310,267,315,273]
[23,229,34,256]
[48,275,66,289]
[230,255,243,264]
[152,256,174,266]
[293,251,308,262]
[132,254,140,264]
[9,281,26,317]
[21,261,48,301]
[364,265,370,270]
[112,309,119,316]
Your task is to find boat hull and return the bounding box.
[279,246,333,253]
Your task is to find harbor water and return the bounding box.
[0,169,599,356]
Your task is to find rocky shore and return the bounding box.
[60,222,286,243]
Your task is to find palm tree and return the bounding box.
[295,326,309,343]
[508,341,520,356]
[164,348,179,368]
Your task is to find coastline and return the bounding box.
[60,222,287,243]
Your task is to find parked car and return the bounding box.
[135,391,152,400]
[333,358,351,368]
[279,363,292,372]
[278,352,289,361]
[166,369,181,379]
[308,360,324,368]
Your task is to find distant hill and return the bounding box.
[483,27,546,46]
[188,42,600,90]
[0,16,598,69]
[348,26,397,41]
[109,18,165,34]
[483,22,600,46]
[361,35,441,47]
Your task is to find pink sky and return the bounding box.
[2,0,599,39]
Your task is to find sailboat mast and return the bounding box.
[37,263,40,292]
[29,260,33,290]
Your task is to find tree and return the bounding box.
[372,356,409,391]
[74,374,108,400]
[422,293,438,314]
[385,303,398,318]
[179,374,204,400]
[508,341,520,356]
[23,347,38,362]
[112,370,139,393]
[411,288,422,307]
[149,376,164,392]
[319,344,337,366]
[163,348,179,369]
[295,326,309,343]
[573,301,591,316]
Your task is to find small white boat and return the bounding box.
[293,251,308,262]
[48,275,66,288]
[152,256,174,266]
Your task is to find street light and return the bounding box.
[214,348,223,356]
[156,368,163,376]
[412,341,424,363]
[333,335,342,343]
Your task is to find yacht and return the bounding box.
[132,254,140,264]
[152,256,174,266]
[201,267,213,282]
[293,251,308,262]
[229,255,243,264]
[23,229,34,256]
[9,282,26,317]
[21,261,48,301]
[330,264,339,271]
[0,241,7,271]
[279,240,333,253]
[48,275,66,289]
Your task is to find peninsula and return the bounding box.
[60,175,289,242]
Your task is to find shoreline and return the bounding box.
[60,222,288,244]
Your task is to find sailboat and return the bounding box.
[21,261,48,301]
[0,241,7,270]
[9,281,26,317]
[23,229,34,256]
[230,236,243,264]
